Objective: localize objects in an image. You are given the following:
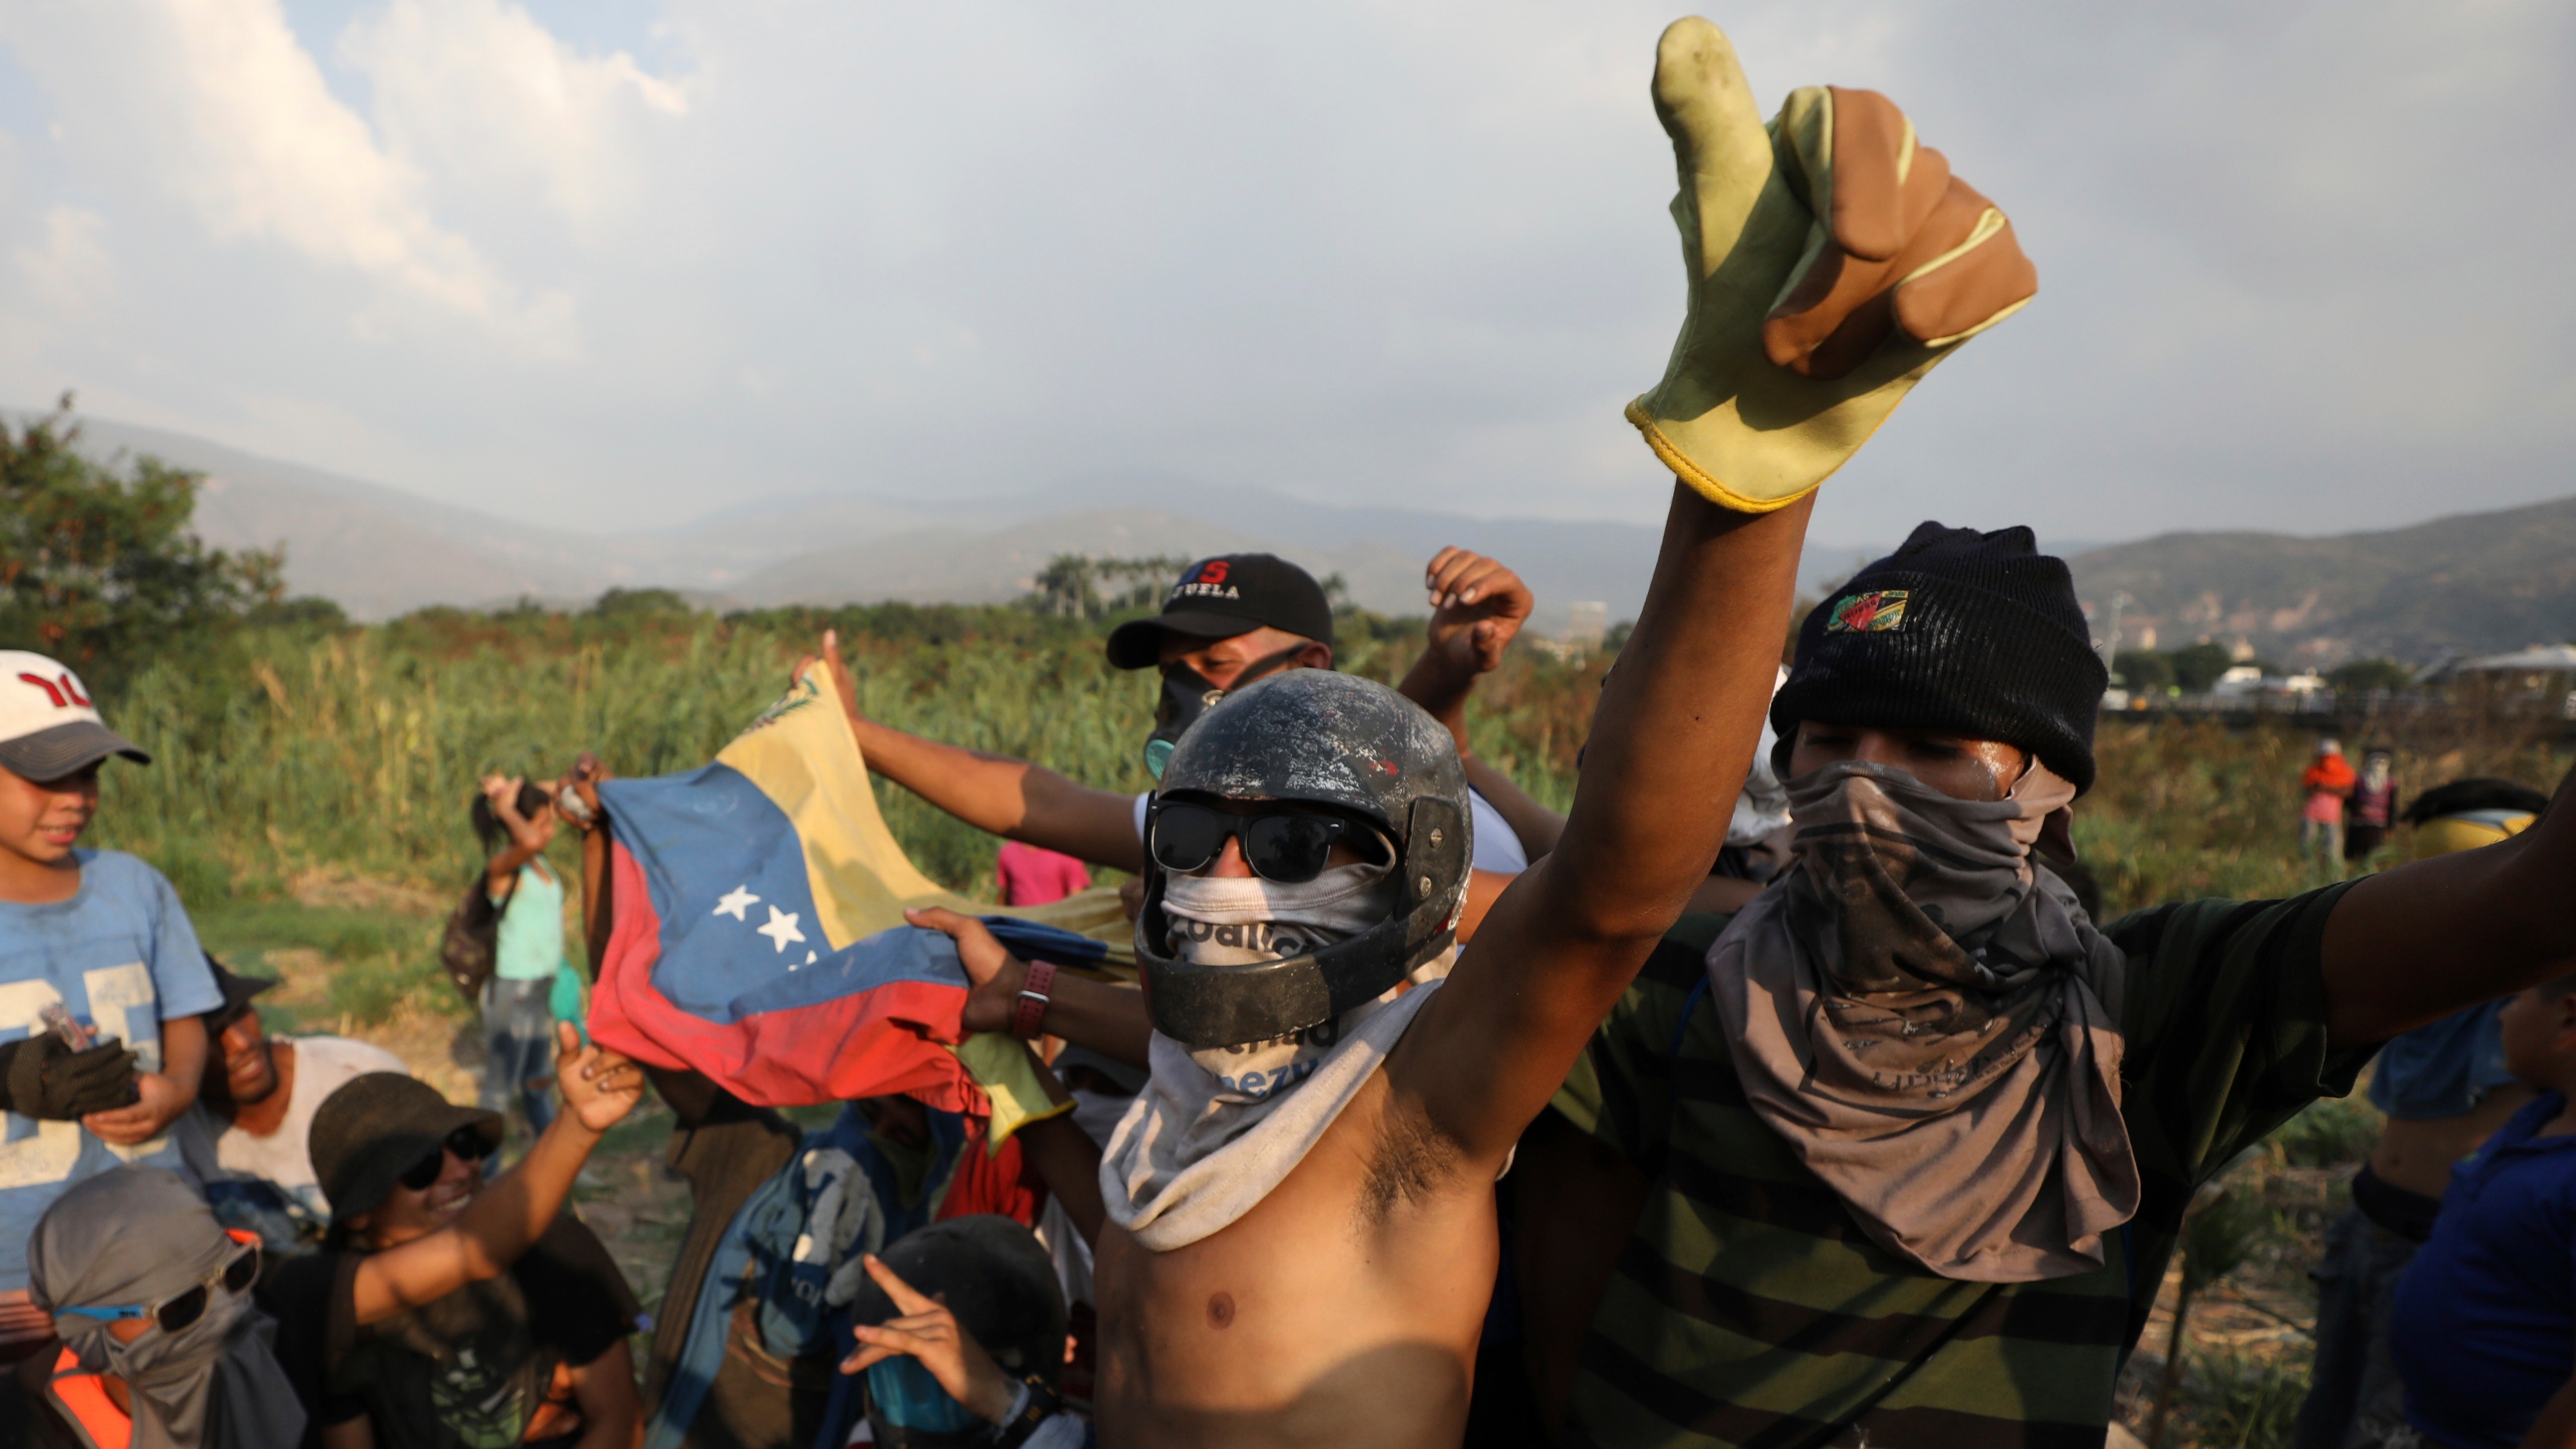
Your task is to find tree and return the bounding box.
[2166,642,2238,694]
[0,394,282,671]
[591,587,695,620]
[2326,657,2416,693]
[247,595,349,632]
[1026,554,1188,621]
[2112,649,2174,693]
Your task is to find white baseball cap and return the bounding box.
[0,651,150,781]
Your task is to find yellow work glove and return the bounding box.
[1627,18,2039,513]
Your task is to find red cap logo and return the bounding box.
[17,671,88,709]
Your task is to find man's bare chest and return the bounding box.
[1090,1091,1500,1439]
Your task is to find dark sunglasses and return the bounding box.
[59,1229,261,1335]
[1149,802,1389,885]
[398,1124,500,1192]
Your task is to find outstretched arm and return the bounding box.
[802,632,1145,872]
[560,754,614,979]
[1389,19,2040,1161]
[480,775,551,901]
[349,1024,643,1324]
[1396,548,1572,887]
[1393,487,1810,1160]
[1398,548,1535,750]
[914,906,1153,1069]
[2322,761,2576,1048]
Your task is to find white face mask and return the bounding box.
[1160,860,1407,1101]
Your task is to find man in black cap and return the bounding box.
[1511,515,2576,1447]
[258,1029,647,1449]
[810,547,1544,881]
[177,958,407,1255]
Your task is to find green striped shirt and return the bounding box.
[1550,884,2371,1448]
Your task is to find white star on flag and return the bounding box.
[713,885,760,921]
[756,905,806,953]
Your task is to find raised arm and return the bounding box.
[481,775,551,901]
[2322,760,2576,1048]
[1397,548,1534,749]
[348,1024,642,1324]
[559,754,615,979]
[1395,488,1811,1157]
[1396,548,1571,887]
[805,632,1145,872]
[1390,18,2041,1159]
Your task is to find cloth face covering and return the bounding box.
[1099,859,1450,1250]
[1709,760,2139,1282]
[28,1167,309,1449]
[1161,862,1402,1098]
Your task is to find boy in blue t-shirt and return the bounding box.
[0,650,220,1349]
[2392,969,2576,1449]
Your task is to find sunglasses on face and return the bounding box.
[59,1229,261,1335]
[1149,802,1389,885]
[398,1124,500,1193]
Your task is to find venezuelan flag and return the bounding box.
[591,663,1131,1133]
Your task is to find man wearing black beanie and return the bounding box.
[1767,520,2107,793]
[1510,506,2576,1446]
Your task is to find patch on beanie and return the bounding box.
[1824,590,1910,634]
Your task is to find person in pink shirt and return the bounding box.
[2301,736,2358,879]
[995,840,1093,906]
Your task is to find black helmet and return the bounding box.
[851,1216,1068,1447]
[1135,670,1471,1049]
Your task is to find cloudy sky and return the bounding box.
[0,0,2569,548]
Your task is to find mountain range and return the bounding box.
[44,415,1690,630]
[2066,495,2576,666]
[28,412,2576,663]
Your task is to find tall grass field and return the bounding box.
[85,605,2564,1031]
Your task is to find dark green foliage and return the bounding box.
[2114,649,2175,693]
[2185,1351,2308,1449]
[591,587,697,619]
[2271,1095,2380,1168]
[0,394,281,681]
[2181,1187,2275,1295]
[1025,554,1189,620]
[2168,642,2239,693]
[191,898,456,1028]
[247,596,350,632]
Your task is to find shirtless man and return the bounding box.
[892,20,2045,1444]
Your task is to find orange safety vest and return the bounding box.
[44,1345,131,1449]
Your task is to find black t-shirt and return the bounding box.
[260,1215,638,1449]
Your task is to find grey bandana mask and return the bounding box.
[1160,861,1401,1097]
[31,1168,308,1449]
[1709,760,2140,1282]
